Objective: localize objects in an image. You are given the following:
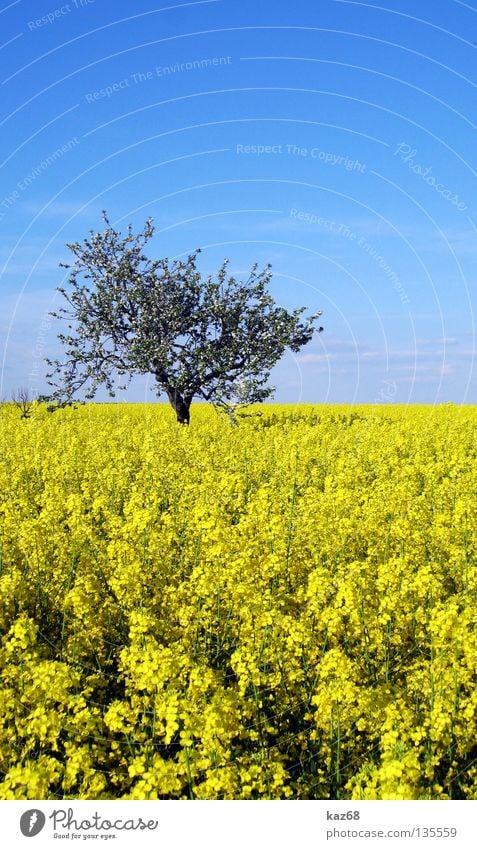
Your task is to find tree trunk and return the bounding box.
[166,387,192,424]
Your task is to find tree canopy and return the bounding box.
[46,214,323,422]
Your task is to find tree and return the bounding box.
[46,214,323,423]
[12,387,34,419]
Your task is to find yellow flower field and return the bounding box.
[1,402,476,800]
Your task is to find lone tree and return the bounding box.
[46,214,323,423]
[12,387,34,419]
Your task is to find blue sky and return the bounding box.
[1,0,476,404]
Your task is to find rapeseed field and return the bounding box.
[1,402,476,800]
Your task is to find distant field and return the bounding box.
[1,403,476,799]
